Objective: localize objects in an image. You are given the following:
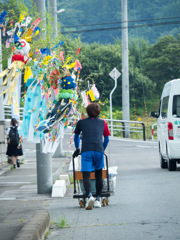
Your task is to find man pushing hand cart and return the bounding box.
[73,103,111,210]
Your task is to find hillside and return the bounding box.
[56,0,180,44]
[19,0,180,44]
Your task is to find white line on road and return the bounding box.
[0,182,31,185]
[136,145,151,148]
[0,198,16,200]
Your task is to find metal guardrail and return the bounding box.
[4,105,23,121]
[3,106,146,141]
[104,119,146,141]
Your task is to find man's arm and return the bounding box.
[73,121,81,158]
[103,120,110,150]
[74,133,80,149]
[103,136,109,150]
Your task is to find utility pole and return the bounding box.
[33,0,46,38]
[121,0,130,138]
[48,0,65,38]
[48,0,57,38]
[33,0,52,194]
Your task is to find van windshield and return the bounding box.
[172,95,180,118]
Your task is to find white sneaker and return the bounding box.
[94,199,101,208]
[85,196,95,210]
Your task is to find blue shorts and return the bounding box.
[81,151,104,172]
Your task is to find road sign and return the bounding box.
[109,67,121,80]
[109,67,121,137]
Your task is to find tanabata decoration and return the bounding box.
[87,89,96,101]
[59,51,64,62]
[85,83,100,102]
[37,73,78,134]
[0,11,7,27]
[18,77,47,142]
[91,83,100,99]
[13,39,31,63]
[50,69,60,89]
[0,39,31,108]
[0,11,84,153]
[76,47,81,55]
[0,14,41,102]
[81,90,88,107]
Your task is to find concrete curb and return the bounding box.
[15,210,50,240]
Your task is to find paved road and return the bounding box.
[47,138,180,240]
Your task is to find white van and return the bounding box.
[150,79,180,171]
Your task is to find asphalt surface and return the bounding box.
[47,138,180,240]
[0,137,180,240]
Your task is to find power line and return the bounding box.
[61,16,180,29]
[61,20,180,34]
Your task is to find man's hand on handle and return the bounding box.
[73,148,80,158]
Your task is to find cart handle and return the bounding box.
[72,155,77,194]
[104,153,110,192]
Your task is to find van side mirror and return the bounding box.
[150,111,159,118]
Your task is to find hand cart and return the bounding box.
[72,153,114,207]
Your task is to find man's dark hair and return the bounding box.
[86,103,101,117]
[11,118,17,126]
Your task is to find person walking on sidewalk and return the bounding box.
[6,118,23,169]
[73,103,110,210]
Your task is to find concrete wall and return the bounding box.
[0,120,10,167]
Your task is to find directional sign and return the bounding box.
[109,67,121,80]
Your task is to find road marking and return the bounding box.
[136,145,151,148]
[136,145,158,148]
[0,182,31,185]
[0,198,16,200]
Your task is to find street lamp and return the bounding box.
[57,9,65,14]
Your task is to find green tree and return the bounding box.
[79,40,156,108]
[142,35,180,98]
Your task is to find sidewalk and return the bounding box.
[0,155,68,240]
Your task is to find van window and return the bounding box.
[161,96,169,118]
[172,95,180,117]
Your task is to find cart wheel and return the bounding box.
[79,200,83,208]
[102,199,106,206]
[106,198,109,205]
[83,198,86,207]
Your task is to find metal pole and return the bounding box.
[0,29,4,120]
[33,0,52,194]
[36,141,52,193]
[109,68,117,137]
[122,0,130,138]
[142,123,146,141]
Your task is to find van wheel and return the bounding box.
[159,152,167,169]
[166,146,176,171]
[159,144,167,169]
[168,159,176,171]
